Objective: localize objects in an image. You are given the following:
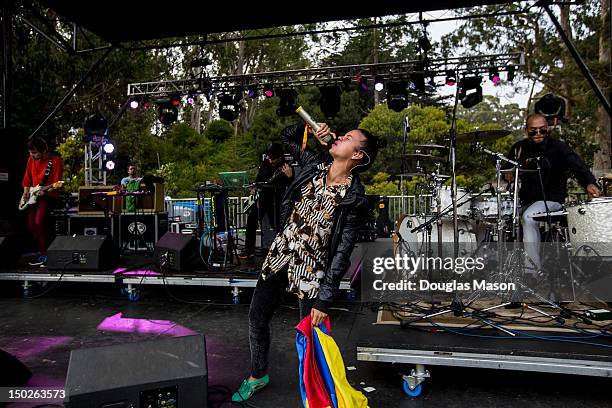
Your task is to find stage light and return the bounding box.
[386,80,408,112]
[489,66,501,86]
[276,88,298,117]
[84,113,108,136]
[247,84,258,98]
[445,70,457,86]
[263,84,274,98]
[459,76,483,108]
[374,75,384,92]
[507,64,516,82]
[319,85,341,118]
[129,99,139,109]
[105,160,115,171]
[186,95,195,105]
[535,93,567,124]
[342,77,351,91]
[218,93,240,122]
[103,143,115,154]
[170,96,181,107]
[355,75,368,92]
[158,102,178,125]
[190,57,210,78]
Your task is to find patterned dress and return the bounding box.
[261,163,352,299]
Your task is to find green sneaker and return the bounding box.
[231,374,270,402]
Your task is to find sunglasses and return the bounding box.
[528,128,548,137]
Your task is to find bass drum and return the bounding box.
[566,197,612,257]
[394,215,480,257]
[431,186,471,217]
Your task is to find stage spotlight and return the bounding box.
[190,57,210,78]
[247,84,258,98]
[535,93,567,125]
[445,70,457,86]
[489,66,501,86]
[218,93,240,122]
[105,160,116,171]
[84,113,108,136]
[507,64,516,82]
[459,76,483,108]
[263,84,275,98]
[374,75,384,92]
[186,95,196,105]
[386,80,408,112]
[129,98,140,110]
[342,77,351,91]
[319,86,341,118]
[158,102,178,125]
[103,143,115,154]
[276,88,298,117]
[355,75,368,92]
[170,96,181,107]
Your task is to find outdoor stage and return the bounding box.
[1,282,611,407]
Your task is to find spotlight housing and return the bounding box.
[276,88,298,117]
[158,101,178,125]
[374,75,384,92]
[535,93,567,125]
[445,70,457,86]
[507,64,516,82]
[247,84,258,98]
[355,75,368,92]
[459,76,483,108]
[105,160,116,171]
[386,80,409,112]
[103,143,115,154]
[488,66,501,86]
[319,86,342,118]
[218,93,240,122]
[263,84,275,98]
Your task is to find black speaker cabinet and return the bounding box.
[47,235,119,271]
[0,348,32,386]
[154,232,198,271]
[120,212,168,252]
[68,214,118,241]
[0,236,20,269]
[64,334,207,408]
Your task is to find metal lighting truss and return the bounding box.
[127,52,525,98]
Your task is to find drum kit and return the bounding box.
[393,129,612,263]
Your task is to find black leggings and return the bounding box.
[248,269,315,378]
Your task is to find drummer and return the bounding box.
[507,113,600,271]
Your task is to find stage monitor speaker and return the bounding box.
[0,348,32,386]
[154,232,197,271]
[0,236,20,269]
[47,235,118,271]
[64,334,207,408]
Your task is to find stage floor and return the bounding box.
[1,282,611,407]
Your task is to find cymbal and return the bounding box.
[394,153,447,162]
[414,143,448,151]
[456,129,511,144]
[396,173,428,178]
[500,167,538,174]
[599,173,612,181]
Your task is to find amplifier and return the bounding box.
[122,182,165,213]
[68,214,118,241]
[120,212,168,252]
[47,235,119,271]
[64,334,207,408]
[78,186,122,215]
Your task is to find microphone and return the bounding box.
[524,156,542,164]
[295,106,333,144]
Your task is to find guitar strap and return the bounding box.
[40,157,54,186]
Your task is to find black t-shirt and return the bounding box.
[507,137,596,206]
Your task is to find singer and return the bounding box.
[231,122,381,403]
[507,113,600,270]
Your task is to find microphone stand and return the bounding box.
[400,114,409,215]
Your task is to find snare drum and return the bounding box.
[566,197,612,256]
[471,196,514,219]
[431,186,471,217]
[394,214,479,256]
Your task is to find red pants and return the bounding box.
[27,198,50,256]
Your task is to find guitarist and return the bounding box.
[240,142,293,259]
[21,137,63,267]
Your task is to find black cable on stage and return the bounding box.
[23,260,72,299]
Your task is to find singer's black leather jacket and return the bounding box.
[278,124,367,313]
[507,137,597,206]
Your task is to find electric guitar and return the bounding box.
[18,181,64,210]
[243,166,288,213]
